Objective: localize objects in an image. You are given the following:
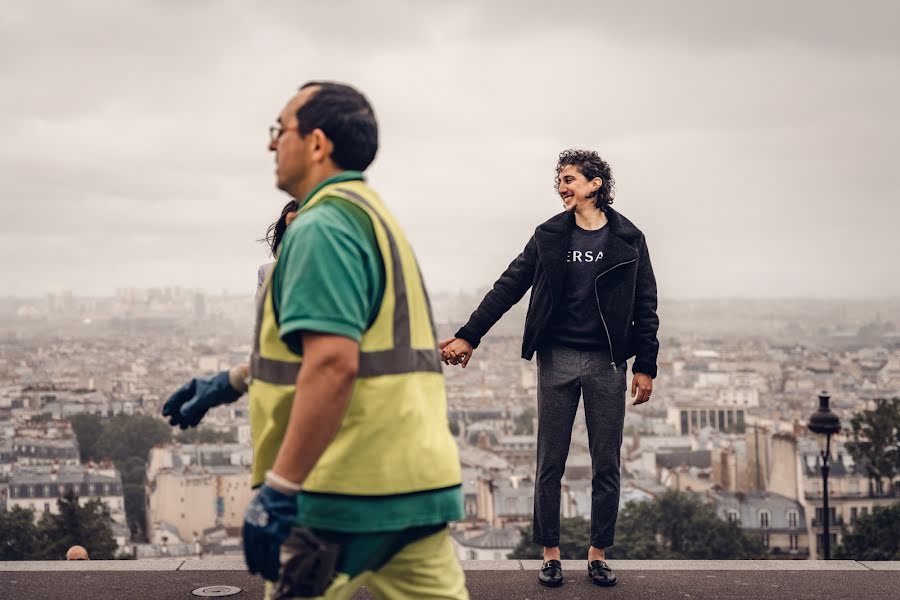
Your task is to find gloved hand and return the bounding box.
[162,371,242,429]
[243,484,298,582]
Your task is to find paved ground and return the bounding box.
[2,561,899,599]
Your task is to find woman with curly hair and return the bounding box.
[441,149,659,589]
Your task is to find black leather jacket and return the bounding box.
[455,207,660,378]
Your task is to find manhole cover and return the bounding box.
[191,585,242,597]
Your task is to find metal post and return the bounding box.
[808,392,840,561]
[821,433,832,560]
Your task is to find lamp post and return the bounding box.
[807,390,842,560]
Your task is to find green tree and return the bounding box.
[0,507,44,560]
[513,408,536,436]
[117,455,148,485]
[94,414,171,464]
[176,427,237,444]
[35,491,117,560]
[844,398,900,482]
[96,414,169,541]
[70,413,172,542]
[612,491,765,560]
[123,483,147,539]
[509,491,766,560]
[70,413,104,463]
[834,502,900,560]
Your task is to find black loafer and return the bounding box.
[538,559,564,587]
[588,560,617,587]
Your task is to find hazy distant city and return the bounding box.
[0,288,897,560]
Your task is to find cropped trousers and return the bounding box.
[531,344,627,549]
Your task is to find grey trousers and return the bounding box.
[531,344,627,549]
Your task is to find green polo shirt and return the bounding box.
[271,171,463,534]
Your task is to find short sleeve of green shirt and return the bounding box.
[273,197,385,353]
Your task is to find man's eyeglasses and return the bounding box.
[269,124,298,144]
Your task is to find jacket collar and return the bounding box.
[536,206,643,241]
[534,207,640,301]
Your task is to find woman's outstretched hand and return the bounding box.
[440,337,474,368]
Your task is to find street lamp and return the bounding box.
[807,390,842,560]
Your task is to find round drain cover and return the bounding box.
[191,585,242,597]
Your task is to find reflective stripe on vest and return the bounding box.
[249,187,441,383]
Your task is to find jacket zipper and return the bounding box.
[593,258,636,373]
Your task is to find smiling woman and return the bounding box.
[555,149,616,212]
[441,148,659,589]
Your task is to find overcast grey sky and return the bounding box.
[1,0,898,298]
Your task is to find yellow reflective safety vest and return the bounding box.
[248,179,462,496]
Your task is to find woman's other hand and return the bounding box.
[631,372,653,405]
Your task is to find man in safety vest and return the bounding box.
[240,81,468,599]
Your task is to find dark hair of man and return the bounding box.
[555,149,616,209]
[264,199,298,256]
[297,81,378,172]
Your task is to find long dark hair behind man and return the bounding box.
[264,200,298,256]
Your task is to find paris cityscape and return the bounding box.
[1,288,897,561]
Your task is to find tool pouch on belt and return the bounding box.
[274,528,341,599]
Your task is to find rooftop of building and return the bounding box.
[9,465,121,485]
[655,449,712,469]
[707,490,807,530]
[453,527,521,549]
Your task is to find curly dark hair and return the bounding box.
[555,149,615,209]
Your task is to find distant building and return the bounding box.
[132,542,197,559]
[145,466,252,544]
[798,442,900,559]
[0,439,15,475]
[6,464,128,551]
[746,429,900,559]
[877,356,900,389]
[193,293,207,321]
[493,480,533,525]
[201,525,243,555]
[451,526,520,561]
[11,436,79,466]
[146,443,252,482]
[709,490,809,559]
[7,465,124,520]
[656,450,714,492]
[145,443,253,544]
[667,404,746,435]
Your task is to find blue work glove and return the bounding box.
[243,484,298,582]
[162,371,242,429]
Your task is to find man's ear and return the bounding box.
[311,129,333,163]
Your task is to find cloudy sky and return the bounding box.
[1,0,898,299]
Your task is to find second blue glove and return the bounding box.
[162,370,243,429]
[243,484,298,582]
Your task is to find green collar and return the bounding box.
[299,171,365,207]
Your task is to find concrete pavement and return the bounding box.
[2,559,898,599]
